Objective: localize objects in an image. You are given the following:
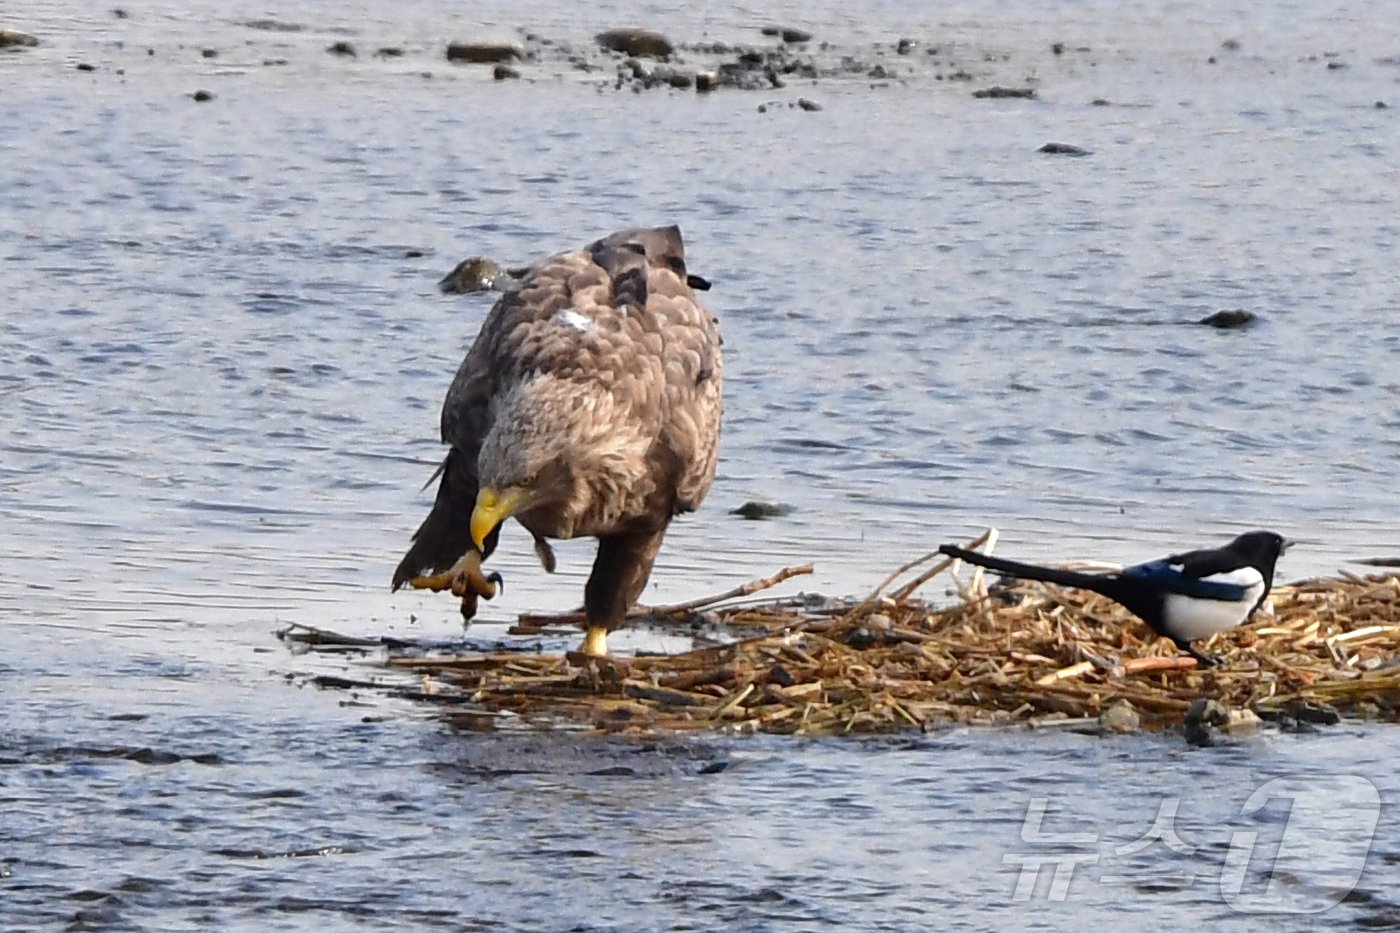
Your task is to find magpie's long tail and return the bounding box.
[938,544,1135,603]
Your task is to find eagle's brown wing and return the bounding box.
[394,225,722,590]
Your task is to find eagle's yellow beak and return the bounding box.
[470,485,533,550]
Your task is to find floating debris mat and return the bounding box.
[291,536,1400,737]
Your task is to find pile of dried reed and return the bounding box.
[291,532,1400,736]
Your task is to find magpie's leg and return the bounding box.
[1183,642,1220,668]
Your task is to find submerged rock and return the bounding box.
[1098,699,1141,733]
[1291,701,1341,725]
[1184,697,1229,746]
[1038,142,1091,156]
[240,18,304,33]
[0,27,39,48]
[326,40,356,57]
[1198,309,1257,329]
[730,501,793,520]
[761,26,812,44]
[446,42,523,64]
[596,29,673,60]
[973,86,1036,99]
[439,257,526,294]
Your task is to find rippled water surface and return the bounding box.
[3,0,1400,928]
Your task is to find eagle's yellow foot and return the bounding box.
[579,625,609,657]
[409,550,502,600]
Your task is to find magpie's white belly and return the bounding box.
[1160,570,1265,641]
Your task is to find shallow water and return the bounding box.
[3,0,1400,928]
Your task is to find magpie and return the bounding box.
[938,531,1291,667]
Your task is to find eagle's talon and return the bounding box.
[410,551,499,600]
[459,592,479,623]
[456,569,501,621]
[408,570,453,592]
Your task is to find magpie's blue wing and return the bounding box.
[1121,559,1251,600]
[1165,545,1250,579]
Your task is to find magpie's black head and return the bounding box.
[1229,530,1290,574]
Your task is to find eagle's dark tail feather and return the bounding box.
[937,545,1137,606]
[392,449,480,591]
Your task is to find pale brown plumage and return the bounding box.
[393,225,723,655]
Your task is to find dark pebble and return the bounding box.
[376,47,404,57]
[760,25,812,43]
[844,627,877,650]
[1221,38,1241,51]
[493,64,520,80]
[896,38,915,55]
[446,42,522,64]
[1051,42,1065,55]
[112,7,128,17]
[76,62,96,72]
[797,97,821,111]
[1327,60,1348,70]
[1292,701,1341,725]
[730,500,792,520]
[404,249,424,259]
[1197,309,1257,329]
[327,40,356,57]
[201,48,217,58]
[1377,100,1389,109]
[697,761,729,775]
[192,89,213,102]
[596,29,672,59]
[1184,698,1229,747]
[767,664,796,688]
[972,86,1036,99]
[1038,142,1091,156]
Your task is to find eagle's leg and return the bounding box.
[580,626,609,657]
[409,550,501,600]
[579,530,665,657]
